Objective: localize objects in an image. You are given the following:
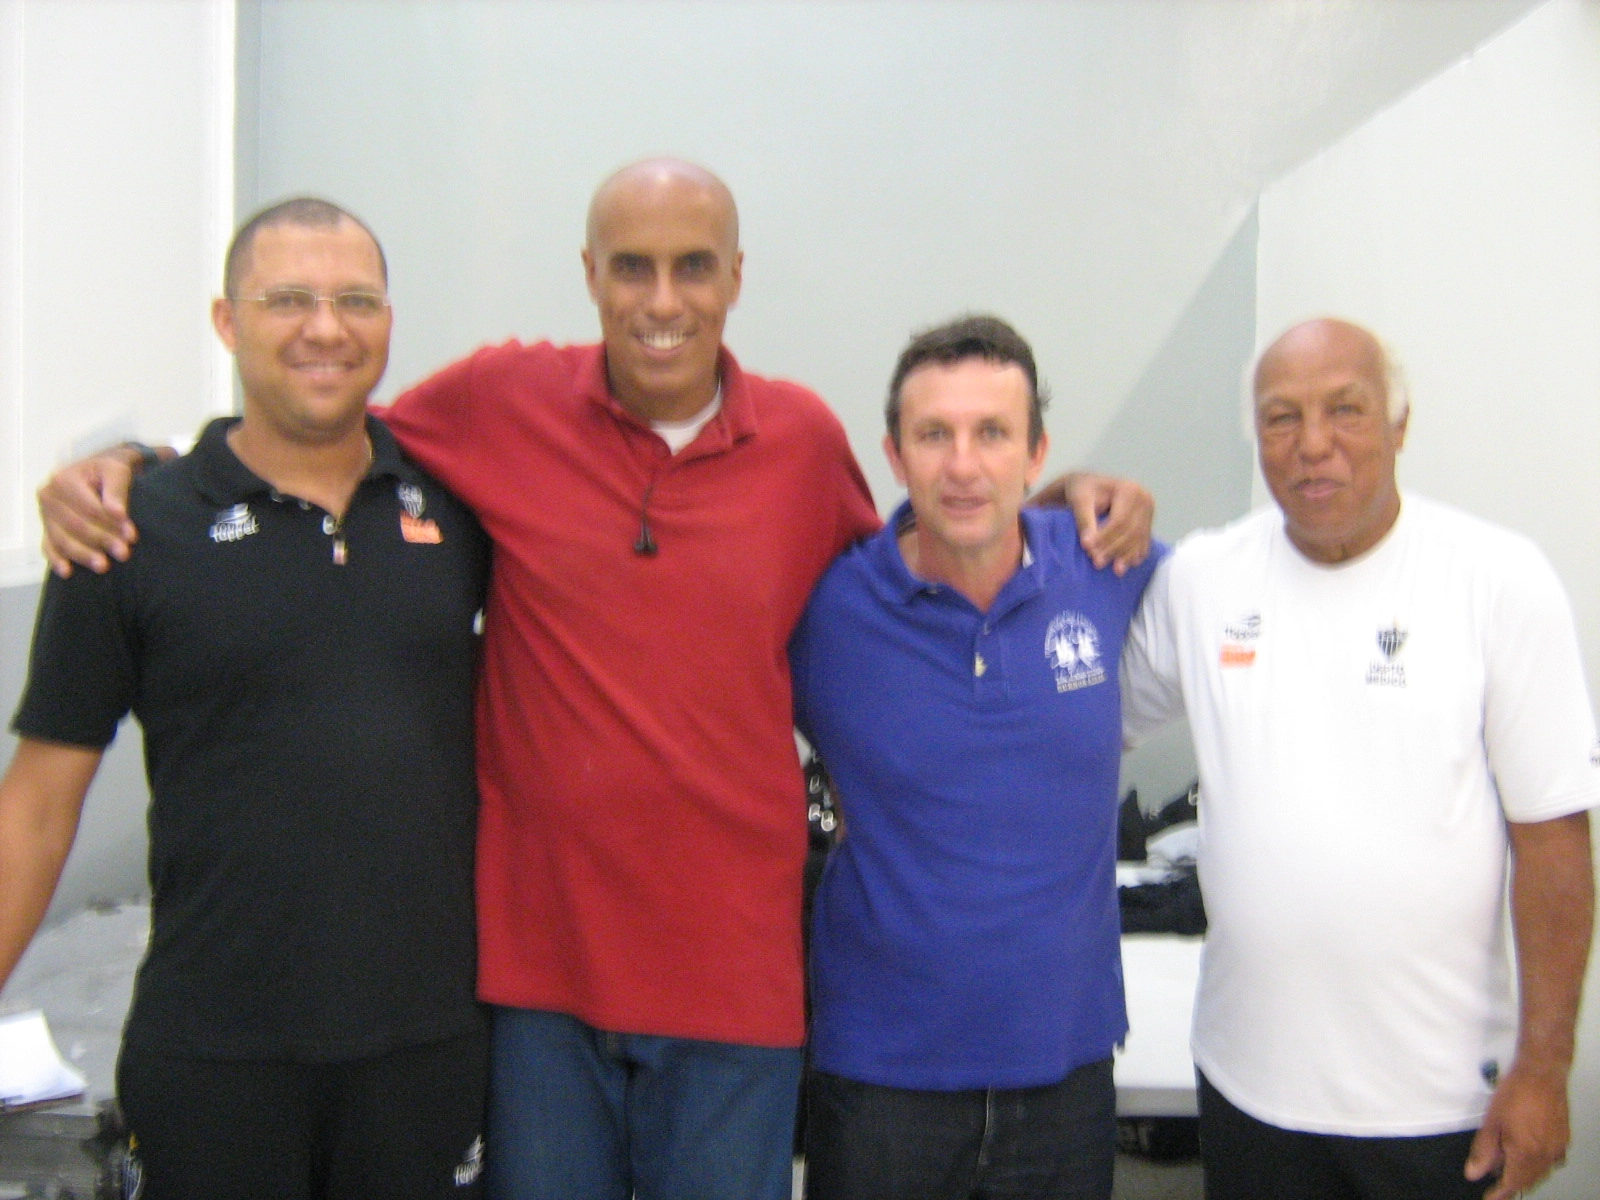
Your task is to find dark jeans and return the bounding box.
[116,1030,489,1200]
[804,1058,1115,1200]
[1198,1071,1492,1200]
[485,1006,803,1200]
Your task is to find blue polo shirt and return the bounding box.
[790,502,1162,1089]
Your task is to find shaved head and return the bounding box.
[1256,318,1408,424]
[586,158,739,255]
[580,158,744,422]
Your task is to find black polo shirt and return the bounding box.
[14,416,489,1061]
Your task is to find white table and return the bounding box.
[1114,934,1203,1117]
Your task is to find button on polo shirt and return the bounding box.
[14,416,489,1061]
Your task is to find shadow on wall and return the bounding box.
[1088,206,1259,545]
[0,582,150,930]
[1096,207,1260,809]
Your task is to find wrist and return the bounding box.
[117,442,168,475]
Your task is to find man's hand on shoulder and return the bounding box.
[1465,1061,1570,1200]
[37,445,164,578]
[1030,471,1154,575]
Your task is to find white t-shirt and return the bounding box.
[651,392,722,454]
[1122,494,1600,1136]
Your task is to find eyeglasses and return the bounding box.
[232,288,391,321]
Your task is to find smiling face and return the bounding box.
[582,164,743,422]
[1254,319,1407,564]
[212,218,390,445]
[885,357,1048,567]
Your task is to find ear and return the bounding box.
[883,431,909,488]
[211,297,238,352]
[1024,429,1050,490]
[727,249,744,309]
[581,246,600,304]
[1392,408,1409,451]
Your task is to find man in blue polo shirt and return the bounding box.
[789,315,1161,1200]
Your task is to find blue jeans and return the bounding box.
[804,1058,1115,1200]
[485,1006,803,1200]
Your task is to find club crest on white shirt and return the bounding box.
[1366,623,1408,687]
[1045,611,1105,692]
[208,503,259,543]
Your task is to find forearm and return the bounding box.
[0,741,100,989]
[1507,811,1594,1077]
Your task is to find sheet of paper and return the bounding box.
[0,1009,87,1110]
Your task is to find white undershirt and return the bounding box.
[651,390,722,454]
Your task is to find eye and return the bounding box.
[334,291,388,317]
[915,426,950,444]
[610,255,652,281]
[676,252,716,279]
[261,288,315,314]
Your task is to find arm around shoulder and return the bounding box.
[37,443,170,578]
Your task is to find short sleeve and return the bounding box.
[377,351,482,494]
[1120,555,1186,746]
[1480,544,1600,822]
[12,566,137,749]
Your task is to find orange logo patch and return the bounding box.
[1219,644,1256,668]
[400,513,443,544]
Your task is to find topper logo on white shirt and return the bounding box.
[1219,610,1260,668]
[1366,624,1408,687]
[1045,611,1105,692]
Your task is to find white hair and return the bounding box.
[1239,322,1411,442]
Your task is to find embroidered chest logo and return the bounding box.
[454,1135,484,1187]
[1588,738,1599,769]
[397,482,443,544]
[1366,624,1408,687]
[1045,611,1105,692]
[1219,610,1261,668]
[208,503,259,543]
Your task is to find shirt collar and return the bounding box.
[579,343,759,453]
[192,414,421,507]
[872,498,1050,610]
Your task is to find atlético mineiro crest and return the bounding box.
[1045,611,1105,692]
[1376,625,1407,660]
[1366,623,1408,687]
[397,482,426,519]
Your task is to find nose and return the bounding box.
[1297,409,1335,460]
[945,431,981,480]
[646,268,685,320]
[301,295,347,340]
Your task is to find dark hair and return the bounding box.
[224,197,387,296]
[886,315,1049,449]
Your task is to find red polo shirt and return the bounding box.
[384,341,879,1046]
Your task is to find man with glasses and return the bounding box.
[0,197,490,1198]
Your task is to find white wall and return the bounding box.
[241,0,1536,514]
[0,0,235,925]
[1256,2,1600,1193]
[0,0,235,591]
